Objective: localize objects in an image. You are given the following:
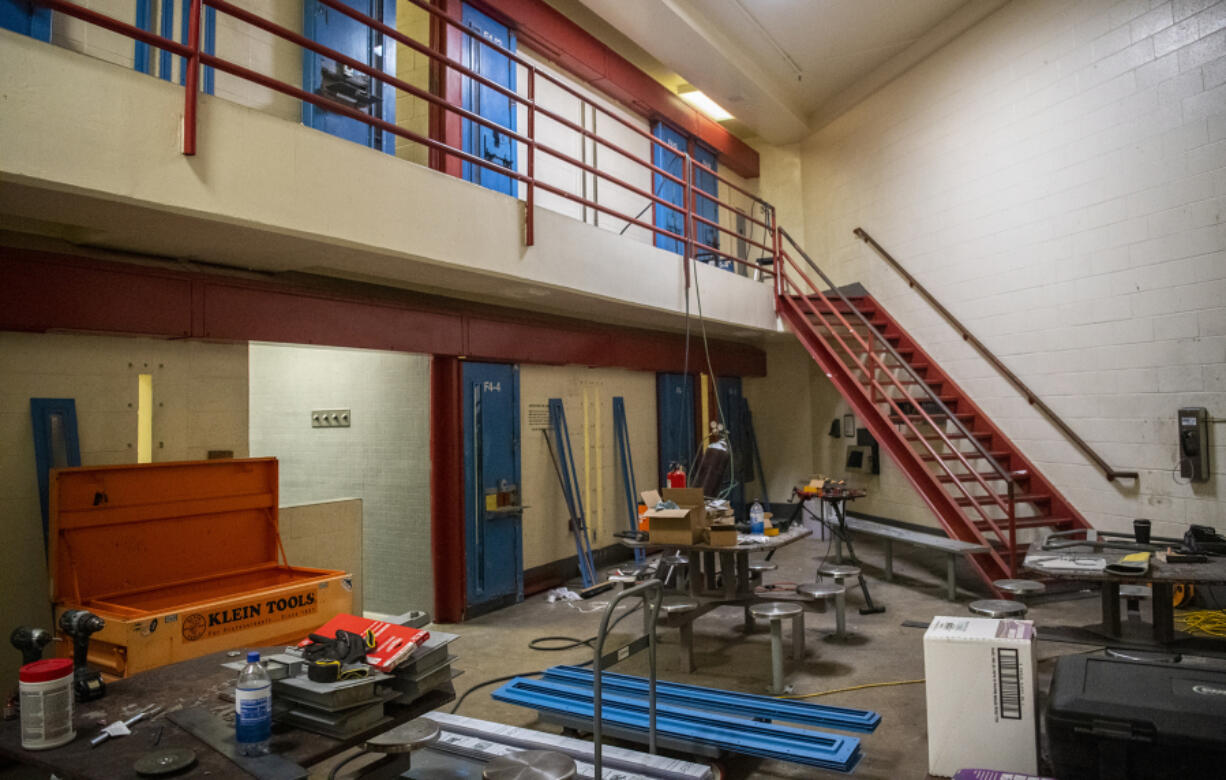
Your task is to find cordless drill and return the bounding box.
[58,610,106,702]
[9,626,52,666]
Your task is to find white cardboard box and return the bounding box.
[924,617,1038,777]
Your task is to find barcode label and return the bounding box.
[997,648,1021,720]
[934,619,970,633]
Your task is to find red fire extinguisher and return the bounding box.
[666,462,687,489]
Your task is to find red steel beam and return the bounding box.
[430,355,465,622]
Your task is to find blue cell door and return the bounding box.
[652,122,688,254]
[657,373,695,488]
[0,0,50,39]
[463,362,523,612]
[461,4,517,195]
[692,142,724,268]
[303,0,396,152]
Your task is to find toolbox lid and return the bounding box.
[1047,655,1226,746]
[49,458,282,606]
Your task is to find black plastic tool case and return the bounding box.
[1046,655,1226,779]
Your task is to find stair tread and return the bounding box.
[921,450,1010,461]
[936,471,1023,483]
[953,492,1050,506]
[904,430,992,442]
[974,516,1074,529]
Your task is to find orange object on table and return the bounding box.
[49,458,351,678]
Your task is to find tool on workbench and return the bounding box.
[91,704,162,747]
[58,609,106,702]
[133,747,197,777]
[10,626,53,665]
[302,627,376,664]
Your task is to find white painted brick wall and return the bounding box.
[798,0,1226,537]
[0,332,248,691]
[247,342,431,615]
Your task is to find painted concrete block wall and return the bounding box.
[48,0,299,119]
[0,332,248,692]
[519,365,657,571]
[518,47,656,246]
[280,498,365,614]
[798,0,1226,536]
[247,343,432,616]
[52,0,139,70]
[743,339,818,503]
[212,0,301,120]
[395,1,433,167]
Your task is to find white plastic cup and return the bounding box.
[19,658,76,750]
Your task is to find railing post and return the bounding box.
[182,0,202,155]
[525,66,535,247]
[1007,481,1017,578]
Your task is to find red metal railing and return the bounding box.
[36,0,776,282]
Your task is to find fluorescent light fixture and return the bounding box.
[678,88,733,121]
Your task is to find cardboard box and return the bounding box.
[50,458,352,677]
[705,524,738,547]
[641,489,705,545]
[924,617,1038,777]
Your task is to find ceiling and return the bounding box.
[572,0,1006,143]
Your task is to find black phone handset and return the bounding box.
[1181,428,1200,457]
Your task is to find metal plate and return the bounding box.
[134,748,197,776]
[364,717,441,754]
[482,750,576,780]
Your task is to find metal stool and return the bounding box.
[969,599,1028,618]
[798,582,847,638]
[1121,584,1150,620]
[748,561,778,581]
[748,602,804,694]
[817,562,861,587]
[660,553,689,592]
[660,596,699,673]
[994,579,1046,600]
[483,749,577,780]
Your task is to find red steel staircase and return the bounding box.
[773,229,1094,594]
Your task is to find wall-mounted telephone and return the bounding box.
[1178,407,1210,482]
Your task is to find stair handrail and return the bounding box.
[778,228,1016,487]
[853,227,1139,483]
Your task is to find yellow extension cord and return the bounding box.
[1176,609,1226,638]
[776,678,926,700]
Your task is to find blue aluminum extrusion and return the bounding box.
[493,677,862,772]
[543,666,880,732]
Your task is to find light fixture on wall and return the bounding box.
[677,85,733,122]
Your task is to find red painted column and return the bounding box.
[431,0,464,178]
[430,355,466,622]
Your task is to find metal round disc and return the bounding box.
[364,717,441,754]
[749,601,803,619]
[797,582,843,599]
[134,748,197,776]
[483,750,577,780]
[968,599,1027,618]
[994,578,1045,595]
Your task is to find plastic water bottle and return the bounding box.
[235,651,271,756]
[750,501,765,534]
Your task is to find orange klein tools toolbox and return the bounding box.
[49,458,352,677]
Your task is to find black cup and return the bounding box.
[1134,518,1152,545]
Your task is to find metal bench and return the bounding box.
[841,517,990,601]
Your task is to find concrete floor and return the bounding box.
[433,531,1115,780]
